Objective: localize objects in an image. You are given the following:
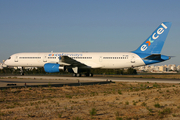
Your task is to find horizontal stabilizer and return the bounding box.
[143,54,161,60]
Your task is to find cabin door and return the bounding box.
[99,56,103,62]
[43,55,47,62]
[131,55,135,63]
[14,56,18,62]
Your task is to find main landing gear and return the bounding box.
[72,73,82,77]
[85,73,93,77]
[71,67,93,77]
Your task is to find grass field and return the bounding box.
[95,74,180,79]
[1,80,180,120]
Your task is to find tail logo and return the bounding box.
[140,23,168,51]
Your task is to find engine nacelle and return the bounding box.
[44,63,64,73]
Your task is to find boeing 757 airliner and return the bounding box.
[4,22,172,77]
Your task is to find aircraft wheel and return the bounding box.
[89,73,93,77]
[76,73,81,77]
[85,73,93,77]
[73,73,77,77]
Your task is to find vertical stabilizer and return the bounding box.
[133,22,172,54]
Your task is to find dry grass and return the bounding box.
[95,74,180,79]
[1,82,180,120]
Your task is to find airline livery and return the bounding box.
[4,22,172,77]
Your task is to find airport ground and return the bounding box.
[1,75,180,120]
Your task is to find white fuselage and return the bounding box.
[4,52,145,69]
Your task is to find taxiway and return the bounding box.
[0,76,180,89]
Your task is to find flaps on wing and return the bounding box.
[143,54,161,60]
[60,56,102,68]
[60,56,88,67]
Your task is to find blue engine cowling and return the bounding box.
[44,63,60,73]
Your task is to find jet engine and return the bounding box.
[44,63,64,73]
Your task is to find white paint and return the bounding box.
[4,52,145,69]
[141,44,148,51]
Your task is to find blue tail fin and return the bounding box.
[133,22,172,54]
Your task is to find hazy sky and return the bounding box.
[0,0,180,65]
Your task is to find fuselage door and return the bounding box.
[99,56,103,62]
[43,55,47,62]
[131,55,135,63]
[14,56,18,62]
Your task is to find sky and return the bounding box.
[0,0,180,66]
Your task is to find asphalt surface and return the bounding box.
[1,76,180,89]
[0,76,111,89]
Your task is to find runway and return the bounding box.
[0,76,180,89]
[0,76,112,89]
[4,75,180,83]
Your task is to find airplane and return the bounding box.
[4,22,172,77]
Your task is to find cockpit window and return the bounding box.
[8,57,11,59]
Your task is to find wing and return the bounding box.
[60,56,102,68]
[60,56,89,68]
